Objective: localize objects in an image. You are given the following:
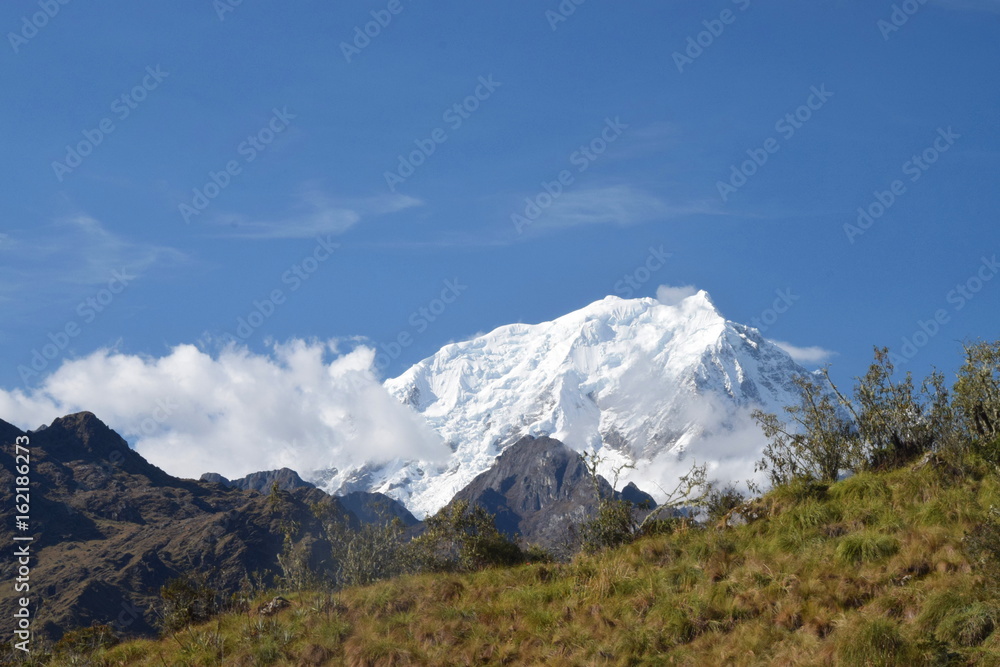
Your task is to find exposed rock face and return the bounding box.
[202,468,418,526]
[337,491,419,527]
[449,435,656,554]
[201,467,316,494]
[0,413,354,640]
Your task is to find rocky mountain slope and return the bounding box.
[0,413,357,640]
[201,468,418,526]
[449,435,656,554]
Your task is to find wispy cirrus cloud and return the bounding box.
[0,214,185,299]
[209,187,422,240]
[525,185,719,232]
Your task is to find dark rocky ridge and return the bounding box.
[200,467,316,494]
[202,468,418,526]
[450,435,657,554]
[337,491,419,527]
[0,413,356,640]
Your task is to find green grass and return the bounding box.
[28,453,1000,666]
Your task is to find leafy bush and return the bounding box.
[753,373,858,486]
[327,517,409,588]
[407,500,523,572]
[580,498,636,554]
[953,340,1000,443]
[577,452,707,553]
[159,575,219,633]
[850,348,947,470]
[705,483,745,522]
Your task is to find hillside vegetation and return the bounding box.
[12,341,1000,666]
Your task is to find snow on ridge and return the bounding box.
[319,291,811,518]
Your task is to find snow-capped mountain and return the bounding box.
[320,291,812,517]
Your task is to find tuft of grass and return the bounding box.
[836,617,910,666]
[836,531,900,564]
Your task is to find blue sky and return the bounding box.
[1,0,998,402]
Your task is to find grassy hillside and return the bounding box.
[27,450,1000,666]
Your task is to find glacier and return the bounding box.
[317,291,813,518]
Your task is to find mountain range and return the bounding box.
[0,291,819,639]
[0,414,634,639]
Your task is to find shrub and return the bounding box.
[328,517,409,588]
[53,624,119,657]
[850,347,944,470]
[580,498,636,554]
[953,340,1000,443]
[705,483,745,522]
[753,373,859,486]
[159,575,219,633]
[407,500,523,572]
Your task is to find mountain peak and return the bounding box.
[327,292,809,517]
[34,411,170,482]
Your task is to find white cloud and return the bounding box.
[656,284,699,306]
[0,340,448,481]
[529,185,716,231]
[212,188,422,239]
[771,340,836,365]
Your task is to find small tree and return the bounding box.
[275,520,321,592]
[954,340,1000,443]
[577,452,637,552]
[577,451,708,552]
[326,516,409,587]
[753,373,858,486]
[841,347,954,469]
